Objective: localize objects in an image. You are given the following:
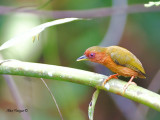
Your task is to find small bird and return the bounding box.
[77,46,146,92]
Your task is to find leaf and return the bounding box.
[0,18,80,51]
[88,89,100,120]
[144,1,160,7]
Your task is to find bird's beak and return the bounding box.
[76,55,88,61]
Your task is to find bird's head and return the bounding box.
[77,46,107,64]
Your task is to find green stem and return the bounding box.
[0,60,160,111]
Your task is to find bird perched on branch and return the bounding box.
[77,46,146,92]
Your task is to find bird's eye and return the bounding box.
[89,53,95,58]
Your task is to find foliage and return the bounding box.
[144,1,160,7]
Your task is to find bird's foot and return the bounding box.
[102,74,118,86]
[123,76,136,94]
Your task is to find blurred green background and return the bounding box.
[0,0,160,120]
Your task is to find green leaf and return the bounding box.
[144,1,160,7]
[0,18,80,51]
[88,89,100,120]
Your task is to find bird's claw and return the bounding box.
[102,74,118,87]
[123,82,137,94]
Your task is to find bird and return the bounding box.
[76,46,146,92]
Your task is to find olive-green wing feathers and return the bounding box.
[107,46,145,76]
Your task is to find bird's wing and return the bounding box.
[107,46,145,75]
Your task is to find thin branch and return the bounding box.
[40,78,63,120]
[3,75,31,120]
[0,4,160,19]
[0,60,160,112]
[36,0,54,9]
[100,0,127,46]
[0,55,31,120]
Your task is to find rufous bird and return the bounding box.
[77,46,146,92]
